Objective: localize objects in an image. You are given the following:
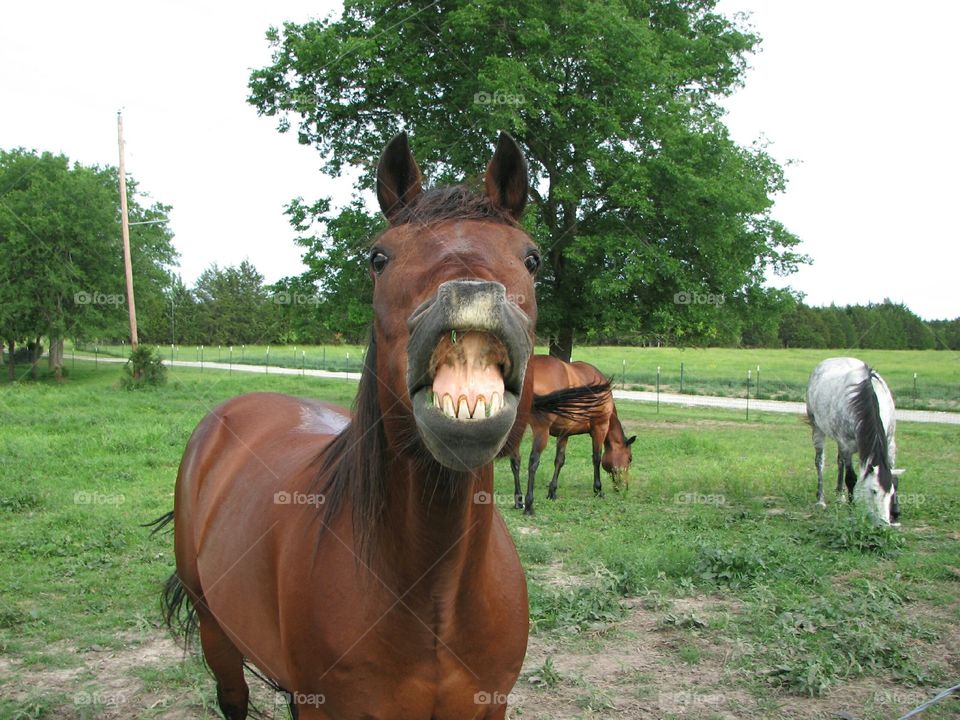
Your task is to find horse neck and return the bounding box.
[604,406,627,449]
[376,454,497,584]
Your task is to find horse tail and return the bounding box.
[143,510,174,535]
[532,381,612,422]
[160,571,199,649]
[144,511,200,649]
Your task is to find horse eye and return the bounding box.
[524,251,541,274]
[370,251,389,275]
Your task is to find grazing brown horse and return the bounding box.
[155,133,540,719]
[511,355,636,515]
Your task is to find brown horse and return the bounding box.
[511,355,636,515]
[155,133,539,719]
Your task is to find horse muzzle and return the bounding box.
[407,279,533,471]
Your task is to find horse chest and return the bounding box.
[287,590,521,718]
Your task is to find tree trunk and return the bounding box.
[28,337,41,380]
[5,339,13,382]
[48,336,64,382]
[549,325,574,362]
[547,241,576,363]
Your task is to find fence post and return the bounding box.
[656,365,661,414]
[229,346,233,375]
[621,359,626,390]
[302,350,306,376]
[913,372,918,408]
[266,346,270,374]
[200,345,204,373]
[680,361,684,394]
[756,365,761,401]
[746,369,751,420]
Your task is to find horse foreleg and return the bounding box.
[591,428,604,498]
[546,436,569,501]
[510,450,523,509]
[814,444,825,508]
[844,461,857,502]
[525,427,549,515]
[835,448,845,496]
[198,610,249,720]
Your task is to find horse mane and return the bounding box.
[314,331,387,559]
[532,381,613,422]
[388,185,517,227]
[849,366,893,492]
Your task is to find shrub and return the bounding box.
[121,346,166,389]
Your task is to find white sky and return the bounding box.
[1,1,957,320]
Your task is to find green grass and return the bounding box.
[1,361,959,718]
[61,342,960,410]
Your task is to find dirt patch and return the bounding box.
[1,632,190,718]
[4,601,955,719]
[514,594,753,718]
[1,630,289,719]
[510,594,954,719]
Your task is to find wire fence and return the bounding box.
[38,343,957,424]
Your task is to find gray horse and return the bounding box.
[806,357,902,525]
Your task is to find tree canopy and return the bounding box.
[249,0,806,359]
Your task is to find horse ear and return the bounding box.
[626,435,637,446]
[484,132,528,220]
[377,133,423,223]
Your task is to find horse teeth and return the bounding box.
[474,396,487,419]
[433,392,441,409]
[443,394,455,418]
[491,392,502,415]
[457,396,470,419]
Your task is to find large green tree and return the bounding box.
[0,148,176,379]
[249,0,805,359]
[192,260,278,345]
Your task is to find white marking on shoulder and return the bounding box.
[297,405,349,435]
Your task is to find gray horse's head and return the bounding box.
[855,466,903,526]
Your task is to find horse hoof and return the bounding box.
[523,507,534,516]
[815,500,827,510]
[514,500,523,510]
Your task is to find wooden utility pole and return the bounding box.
[117,111,139,349]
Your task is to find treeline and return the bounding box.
[778,301,956,350]
[135,261,957,351]
[150,261,345,347]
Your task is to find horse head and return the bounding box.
[602,434,636,491]
[856,465,903,526]
[372,132,538,471]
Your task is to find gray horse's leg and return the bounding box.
[813,428,826,508]
[835,448,845,496]
[844,459,857,502]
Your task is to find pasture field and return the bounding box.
[1,363,959,719]
[72,343,960,411]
